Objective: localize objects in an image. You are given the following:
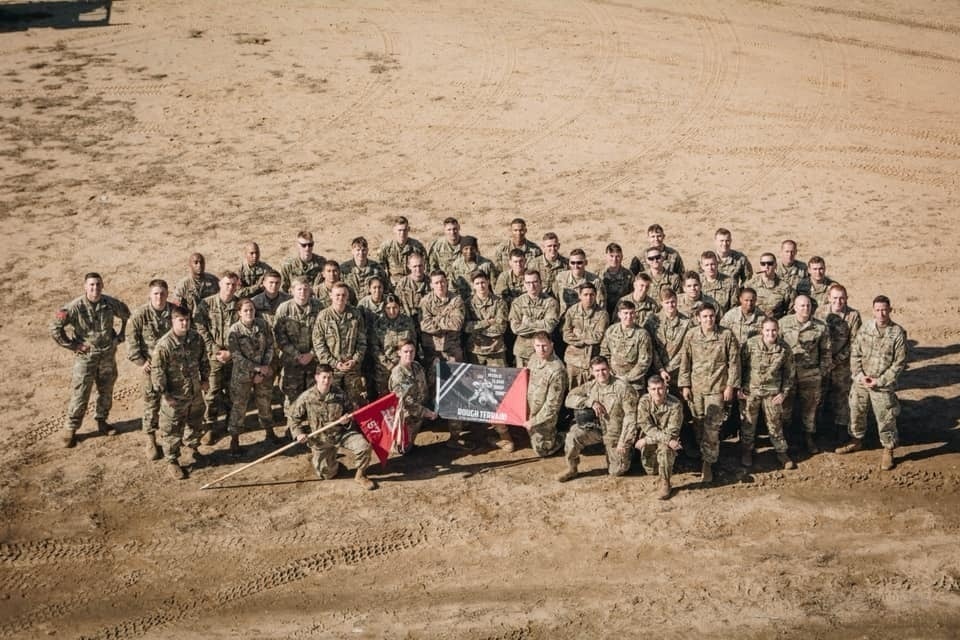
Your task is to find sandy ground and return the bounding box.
[1,0,959,637]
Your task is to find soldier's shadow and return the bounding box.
[374,441,544,482]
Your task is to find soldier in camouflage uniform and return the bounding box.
[745,253,795,319]
[389,340,437,446]
[638,247,681,297]
[193,271,240,444]
[526,232,567,294]
[394,253,430,323]
[631,224,685,278]
[290,365,375,490]
[427,217,462,273]
[523,332,568,457]
[509,270,560,368]
[273,277,322,420]
[552,248,607,314]
[251,271,291,326]
[226,298,278,454]
[777,239,808,290]
[494,249,527,307]
[720,287,763,346]
[313,260,357,310]
[797,256,836,310]
[340,237,389,302]
[679,303,741,482]
[237,242,274,299]
[815,283,862,440]
[647,289,691,395]
[52,272,131,447]
[600,300,653,389]
[173,253,219,313]
[151,305,209,479]
[779,295,832,454]
[449,236,497,299]
[739,317,796,470]
[492,217,542,276]
[371,294,418,398]
[127,278,174,459]
[377,216,426,286]
[714,228,753,287]
[677,271,719,320]
[280,231,325,293]
[601,243,634,319]
[313,282,368,407]
[699,251,738,315]
[619,272,661,328]
[561,282,609,388]
[558,356,638,481]
[836,295,907,471]
[632,375,684,499]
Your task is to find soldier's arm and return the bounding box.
[273,312,299,360]
[877,327,908,388]
[742,255,754,282]
[585,312,608,346]
[150,344,168,393]
[485,299,508,337]
[228,326,258,374]
[599,326,613,360]
[725,332,742,389]
[193,301,215,355]
[311,319,337,366]
[849,332,865,381]
[50,305,80,351]
[352,313,368,362]
[739,342,751,390]
[111,297,131,341]
[288,394,308,439]
[126,310,149,365]
[561,310,581,346]
[440,297,465,332]
[677,335,693,388]
[419,297,442,334]
[624,330,654,383]
[782,345,796,396]
[539,297,561,334]
[617,385,640,448]
[260,324,276,365]
[564,382,590,409]
[198,336,211,382]
[529,368,568,428]
[818,326,833,376]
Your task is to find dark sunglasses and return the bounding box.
[647,254,664,261]
[760,260,775,266]
[299,242,315,248]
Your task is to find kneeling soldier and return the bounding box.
[633,375,684,499]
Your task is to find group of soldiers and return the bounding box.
[51,217,908,498]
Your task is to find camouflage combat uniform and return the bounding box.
[449,255,497,300]
[717,250,753,287]
[744,274,794,319]
[151,328,209,461]
[280,255,325,292]
[464,293,509,367]
[394,276,429,322]
[426,238,461,273]
[390,361,430,441]
[600,322,653,388]
[378,238,426,285]
[631,245,685,277]
[632,393,684,480]
[227,317,276,436]
[526,353,568,456]
[273,298,322,415]
[493,239,542,275]
[720,306,763,346]
[313,305,368,406]
[494,270,526,307]
[739,335,795,453]
[602,267,634,317]
[848,319,907,448]
[777,260,808,290]
[563,375,638,476]
[816,304,862,430]
[561,303,609,387]
[779,314,831,435]
[193,294,239,432]
[509,293,560,367]
[340,260,389,301]
[527,254,568,294]
[618,293,661,328]
[238,260,274,299]
[552,271,606,314]
[173,274,218,312]
[289,385,370,480]
[647,311,692,390]
[127,301,174,434]
[371,312,418,397]
[700,274,738,315]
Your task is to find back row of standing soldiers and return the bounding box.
[51,217,907,497]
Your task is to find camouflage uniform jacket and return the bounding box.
[778,315,832,377]
[740,336,795,396]
[700,273,738,314]
[646,270,681,297]
[678,325,741,393]
[493,270,525,306]
[777,260,808,290]
[449,255,497,299]
[251,291,291,328]
[312,283,358,311]
[602,267,634,315]
[816,305,861,368]
[717,250,753,286]
[464,293,508,356]
[373,313,418,372]
[677,293,719,320]
[526,354,568,430]
[394,276,429,319]
[377,238,426,282]
[797,276,835,310]
[127,302,174,365]
[850,320,907,391]
[238,260,274,299]
[618,293,661,328]
[600,323,653,385]
[280,255,326,292]
[173,274,219,312]
[288,385,353,441]
[52,294,131,354]
[561,304,609,369]
[390,362,429,419]
[632,245,685,277]
[340,259,389,300]
[552,270,606,313]
[427,238,461,273]
[151,329,209,399]
[493,239,542,275]
[357,295,386,338]
[194,294,239,355]
[720,307,764,346]
[273,299,323,361]
[633,393,683,445]
[312,306,367,367]
[565,376,638,446]
[744,275,795,319]
[227,318,275,377]
[509,294,560,358]
[419,292,465,357]
[527,254,568,293]
[646,312,691,374]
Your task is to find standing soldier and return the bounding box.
[815,283,862,441]
[779,295,831,454]
[494,249,527,307]
[52,272,131,448]
[151,305,209,479]
[620,272,661,327]
[797,256,836,309]
[340,237,389,302]
[449,236,496,299]
[465,270,510,451]
[601,243,634,319]
[739,318,797,470]
[226,298,278,455]
[509,270,560,368]
[493,217,542,275]
[647,289,691,395]
[552,248,606,313]
[632,375,684,500]
[745,253,795,319]
[193,271,240,444]
[836,295,907,471]
[427,217,463,273]
[677,271,718,320]
[527,232,567,293]
[561,282,609,388]
[273,277,322,421]
[777,239,809,289]
[314,260,356,309]
[720,287,763,346]
[713,228,753,287]
[632,224,685,277]
[251,270,291,326]
[280,231,325,292]
[377,216,426,286]
[679,303,741,482]
[699,251,738,315]
[389,340,437,448]
[600,300,653,389]
[371,294,418,398]
[523,332,568,457]
[290,365,376,490]
[394,253,430,322]
[127,278,174,460]
[313,282,368,407]
[173,253,219,313]
[237,241,274,299]
[638,246,681,296]
[558,356,638,482]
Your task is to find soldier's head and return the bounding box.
[606,243,623,268]
[578,282,597,309]
[263,270,282,297]
[660,287,678,315]
[531,331,553,360]
[330,282,351,312]
[645,247,665,273]
[616,299,637,326]
[442,217,461,244]
[700,251,719,278]
[429,270,449,298]
[510,217,527,244]
[762,317,780,345]
[780,240,798,266]
[569,249,587,276]
[793,294,812,322]
[683,271,702,300]
[407,252,426,280]
[189,253,205,277]
[244,242,260,267]
[827,283,848,313]
[291,276,312,305]
[808,256,826,283]
[632,272,652,297]
[171,304,191,336]
[714,228,732,256]
[148,279,169,310]
[647,224,666,248]
[238,298,256,325]
[397,339,417,365]
[739,287,757,314]
[872,295,892,326]
[384,293,402,319]
[758,253,777,278]
[697,302,718,330]
[590,355,612,384]
[523,269,542,297]
[322,260,341,285]
[351,237,369,264]
[460,236,478,261]
[367,276,385,301]
[508,248,526,275]
[296,231,315,260]
[314,364,335,392]
[218,271,240,301]
[471,270,491,297]
[83,272,103,302]
[542,232,560,260]
[393,216,410,243]
[647,374,667,403]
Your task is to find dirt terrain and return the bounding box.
[1,0,959,637]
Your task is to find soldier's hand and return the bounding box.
[115,333,126,344]
[297,352,314,366]
[216,350,232,363]
[617,444,628,455]
[738,389,748,401]
[659,369,671,383]
[668,438,682,451]
[261,365,273,378]
[337,414,352,425]
[592,402,608,420]
[142,362,152,373]
[863,376,877,389]
[201,381,210,393]
[523,419,533,429]
[336,360,352,372]
[296,433,308,443]
[772,392,785,405]
[722,386,735,402]
[424,409,438,420]
[75,343,91,354]
[681,387,692,401]
[634,437,646,451]
[163,394,176,407]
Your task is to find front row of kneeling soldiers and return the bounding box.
[51,268,907,498]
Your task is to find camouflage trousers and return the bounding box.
[564,425,630,476]
[158,393,203,462]
[373,365,393,401]
[139,368,161,434]
[785,369,823,434]
[203,358,232,429]
[306,428,372,479]
[227,371,275,435]
[849,384,900,449]
[333,370,368,408]
[565,363,590,390]
[824,362,853,427]
[528,419,561,457]
[639,441,677,480]
[280,358,316,417]
[467,352,506,368]
[689,391,724,463]
[740,392,788,453]
[64,349,118,432]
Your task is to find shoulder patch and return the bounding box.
[55,310,68,321]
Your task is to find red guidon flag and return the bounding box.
[353,393,406,467]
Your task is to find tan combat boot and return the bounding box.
[264,427,281,445]
[200,427,218,446]
[836,437,863,454]
[740,444,753,468]
[556,462,578,483]
[701,461,713,483]
[167,460,187,480]
[880,447,895,471]
[777,452,797,470]
[228,434,243,457]
[657,476,672,500]
[146,433,162,460]
[805,433,819,454]
[354,468,376,491]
